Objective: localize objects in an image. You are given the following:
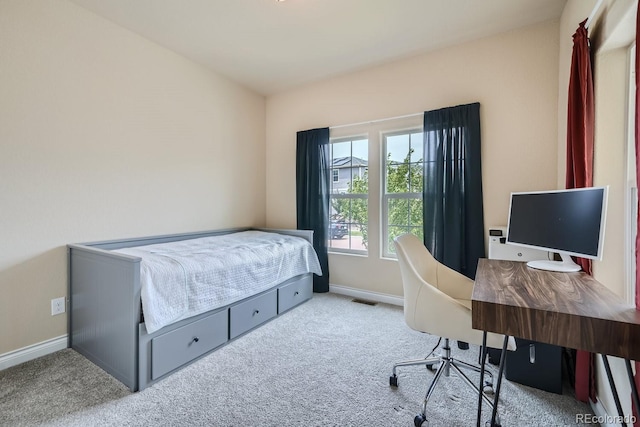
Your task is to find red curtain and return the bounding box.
[566,19,596,403]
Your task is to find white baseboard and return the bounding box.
[329,284,404,306]
[0,335,68,371]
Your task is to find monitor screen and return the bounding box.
[506,187,607,272]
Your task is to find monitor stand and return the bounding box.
[526,252,582,273]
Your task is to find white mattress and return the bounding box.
[114,230,322,334]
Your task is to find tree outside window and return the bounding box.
[383,130,424,256]
[328,138,368,253]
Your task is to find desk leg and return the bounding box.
[489,336,509,427]
[477,332,488,427]
[625,360,640,422]
[602,355,627,427]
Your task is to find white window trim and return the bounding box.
[625,43,637,305]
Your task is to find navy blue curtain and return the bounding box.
[423,102,485,280]
[296,128,330,292]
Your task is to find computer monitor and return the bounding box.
[506,186,608,272]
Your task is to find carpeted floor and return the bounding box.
[0,293,593,426]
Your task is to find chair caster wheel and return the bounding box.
[426,363,438,372]
[414,414,427,426]
[389,374,398,387]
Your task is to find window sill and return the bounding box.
[328,250,368,258]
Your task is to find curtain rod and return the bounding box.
[585,0,604,29]
[329,112,422,130]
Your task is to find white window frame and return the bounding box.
[328,136,369,255]
[625,43,637,305]
[332,169,339,183]
[381,128,424,258]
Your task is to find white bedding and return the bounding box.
[114,230,322,334]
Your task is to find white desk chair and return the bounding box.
[390,233,516,427]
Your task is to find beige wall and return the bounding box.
[266,21,560,296]
[0,0,266,354]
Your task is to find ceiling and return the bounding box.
[69,0,567,96]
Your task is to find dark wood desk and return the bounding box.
[471,259,640,426]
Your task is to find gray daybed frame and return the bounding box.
[67,227,314,391]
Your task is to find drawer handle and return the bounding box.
[192,337,200,344]
[529,344,535,363]
[294,291,299,296]
[253,309,260,316]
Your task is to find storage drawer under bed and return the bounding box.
[151,309,228,380]
[229,289,277,339]
[278,276,312,313]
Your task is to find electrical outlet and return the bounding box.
[51,297,66,316]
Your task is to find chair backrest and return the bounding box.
[393,233,439,291]
[393,233,475,336]
[393,234,446,332]
[393,233,515,350]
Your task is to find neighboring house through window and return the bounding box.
[332,156,368,193]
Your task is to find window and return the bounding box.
[328,137,368,253]
[328,115,422,257]
[382,129,424,257]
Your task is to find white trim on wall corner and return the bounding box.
[589,397,619,427]
[329,284,403,306]
[0,335,68,371]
